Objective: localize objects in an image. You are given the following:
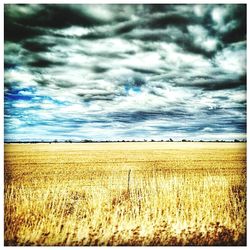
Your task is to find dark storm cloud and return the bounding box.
[92,65,110,74]
[4,62,18,70]
[22,40,56,52]
[4,20,44,42]
[173,76,246,91]
[126,30,218,57]
[127,75,147,87]
[4,4,246,141]
[56,82,76,88]
[109,110,193,124]
[114,21,138,35]
[77,93,116,102]
[4,4,113,42]
[82,49,128,59]
[147,12,195,28]
[212,5,246,44]
[28,58,65,68]
[128,67,161,75]
[22,5,107,28]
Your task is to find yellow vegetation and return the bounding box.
[4,142,246,246]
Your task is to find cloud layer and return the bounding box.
[4,4,246,141]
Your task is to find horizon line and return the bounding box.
[4,139,247,143]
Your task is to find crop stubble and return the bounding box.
[4,142,246,246]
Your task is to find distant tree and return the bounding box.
[54,139,58,143]
[144,139,147,142]
[169,138,173,142]
[151,139,155,142]
[81,139,93,143]
[234,139,240,142]
[182,139,187,142]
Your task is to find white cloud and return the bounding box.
[211,7,227,25]
[12,102,34,108]
[215,42,246,75]
[76,5,115,22]
[60,104,84,113]
[202,127,213,132]
[53,26,91,37]
[122,52,163,72]
[187,25,218,52]
[5,68,37,87]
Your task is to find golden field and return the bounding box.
[4,142,246,246]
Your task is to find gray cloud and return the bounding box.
[22,40,56,52]
[4,4,246,141]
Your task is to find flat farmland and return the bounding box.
[4,142,246,246]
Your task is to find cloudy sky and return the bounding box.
[4,4,246,141]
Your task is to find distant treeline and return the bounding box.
[4,139,247,144]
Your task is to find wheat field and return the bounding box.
[4,142,246,246]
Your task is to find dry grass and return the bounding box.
[4,142,246,246]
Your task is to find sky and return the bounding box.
[4,4,246,142]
